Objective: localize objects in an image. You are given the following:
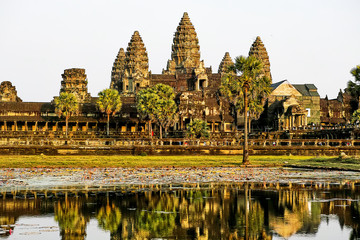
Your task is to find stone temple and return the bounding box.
[0,12,354,134]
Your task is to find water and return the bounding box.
[0,183,359,239]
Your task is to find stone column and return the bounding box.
[14,121,18,131]
[25,121,28,131]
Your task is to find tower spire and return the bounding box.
[249,36,272,82]
[164,12,201,74]
[120,31,150,93]
[218,52,234,74]
[110,48,125,90]
[125,31,149,77]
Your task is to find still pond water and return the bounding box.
[0,183,359,239]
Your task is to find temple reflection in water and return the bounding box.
[0,183,359,239]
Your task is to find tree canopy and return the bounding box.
[351,109,360,124]
[220,55,271,164]
[347,65,360,111]
[54,92,79,137]
[186,119,210,140]
[97,89,122,136]
[220,55,271,117]
[136,84,177,139]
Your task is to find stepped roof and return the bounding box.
[165,12,201,73]
[218,52,234,74]
[125,31,149,76]
[110,48,126,89]
[249,36,272,82]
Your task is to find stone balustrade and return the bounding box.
[0,135,359,148]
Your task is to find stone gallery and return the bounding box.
[0,13,355,135]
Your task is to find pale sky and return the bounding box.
[1,0,359,102]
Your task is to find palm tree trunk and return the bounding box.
[65,115,69,138]
[243,86,249,164]
[248,117,252,133]
[149,120,152,139]
[107,114,110,136]
[245,183,249,240]
[160,125,163,139]
[233,104,238,133]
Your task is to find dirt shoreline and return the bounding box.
[1,167,360,191]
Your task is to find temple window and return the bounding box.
[199,79,206,90]
[306,108,311,117]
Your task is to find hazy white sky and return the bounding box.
[0,0,359,101]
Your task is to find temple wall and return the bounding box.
[0,144,358,156]
[299,95,321,124]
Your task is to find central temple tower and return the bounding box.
[164,12,201,74]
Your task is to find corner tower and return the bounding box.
[110,48,125,91]
[0,81,22,102]
[218,52,234,74]
[112,31,150,94]
[164,12,201,74]
[249,36,272,82]
[60,68,91,103]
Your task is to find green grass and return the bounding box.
[0,155,359,170]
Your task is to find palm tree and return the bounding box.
[97,89,122,136]
[347,65,360,111]
[54,92,79,138]
[221,56,270,164]
[136,84,177,139]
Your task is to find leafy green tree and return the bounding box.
[248,71,271,132]
[97,89,122,136]
[97,203,122,235]
[220,55,270,164]
[54,92,79,137]
[186,119,210,139]
[351,109,360,124]
[351,65,360,82]
[54,199,89,239]
[136,84,177,139]
[347,65,360,111]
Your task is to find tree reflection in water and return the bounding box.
[0,183,359,239]
[54,194,90,240]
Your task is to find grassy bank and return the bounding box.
[0,155,359,170]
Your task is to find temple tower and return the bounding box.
[218,52,234,74]
[60,68,91,103]
[164,12,201,74]
[249,36,272,82]
[0,81,22,102]
[110,48,126,91]
[121,31,150,93]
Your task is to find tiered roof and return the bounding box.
[125,31,149,78]
[249,36,272,82]
[0,81,22,102]
[165,12,201,74]
[110,48,125,89]
[60,68,91,103]
[218,52,234,74]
